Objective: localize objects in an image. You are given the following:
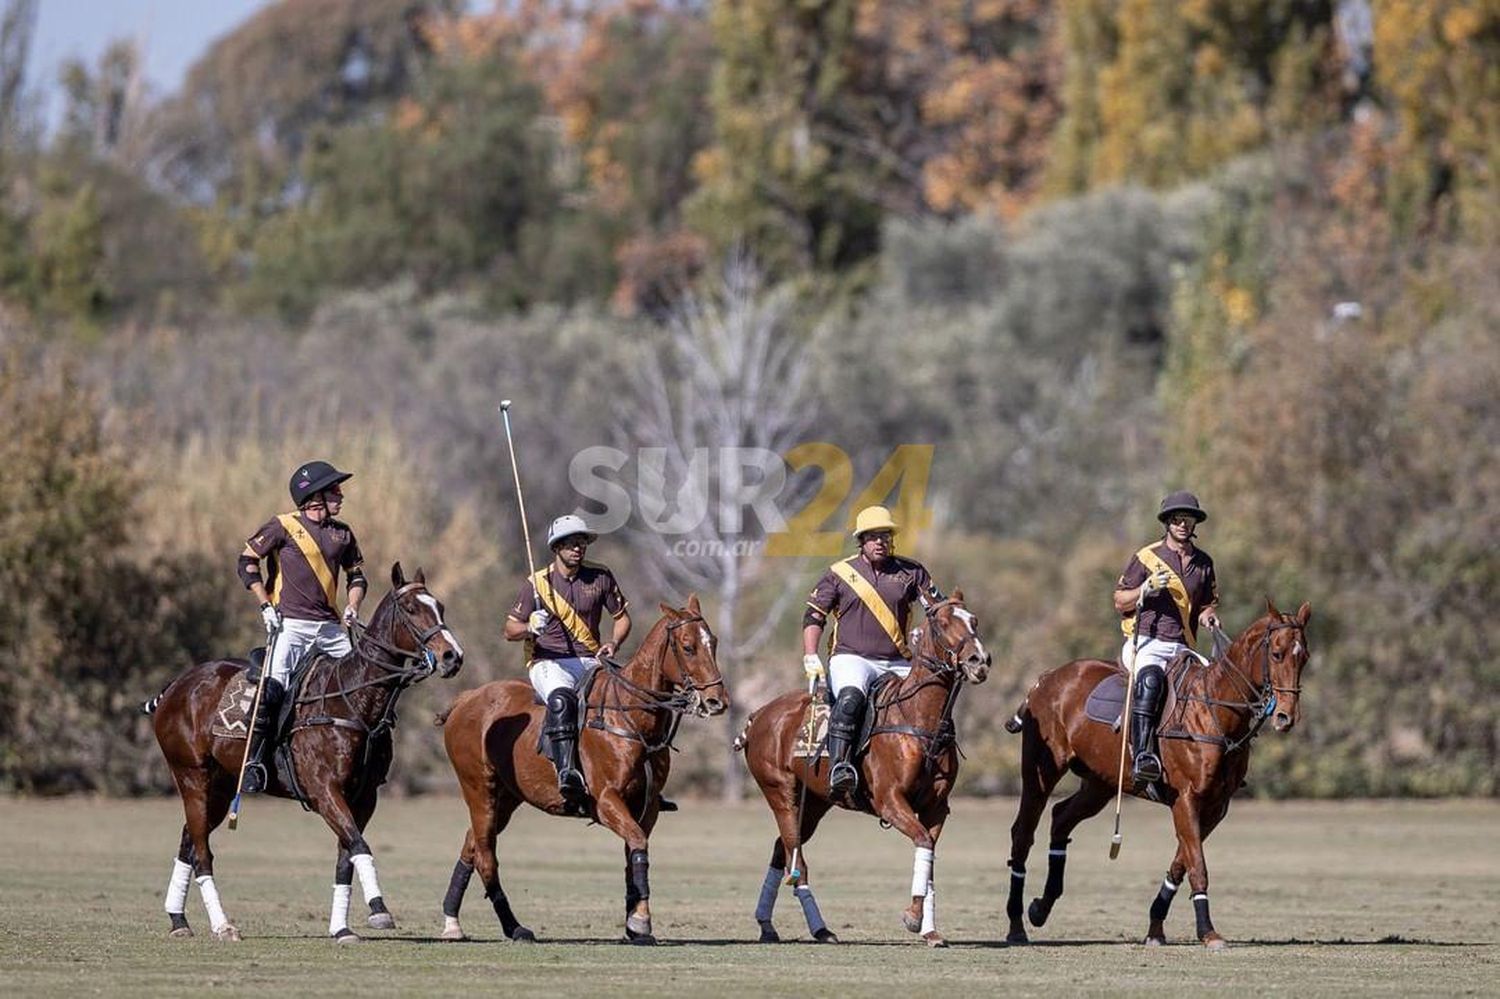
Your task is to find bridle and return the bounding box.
[1173,616,1307,753]
[587,613,726,751]
[348,581,454,685]
[870,599,983,769]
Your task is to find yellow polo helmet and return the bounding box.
[852,505,899,540]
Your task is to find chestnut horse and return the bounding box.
[438,595,728,944]
[1003,599,1311,949]
[147,563,464,941]
[735,592,991,947]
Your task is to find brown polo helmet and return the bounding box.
[1157,490,1208,523]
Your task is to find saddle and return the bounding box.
[793,673,898,760]
[1082,650,1202,733]
[210,648,335,804]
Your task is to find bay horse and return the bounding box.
[1003,598,1311,950]
[437,595,728,944]
[147,563,464,941]
[735,592,991,947]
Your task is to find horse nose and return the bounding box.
[441,649,462,674]
[1273,711,1292,732]
[703,696,727,716]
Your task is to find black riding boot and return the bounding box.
[543,689,587,806]
[827,686,866,797]
[1130,665,1166,785]
[240,678,285,795]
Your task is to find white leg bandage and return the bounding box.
[328,884,352,936]
[755,866,782,922]
[443,915,463,937]
[793,884,828,936]
[911,846,934,898]
[351,853,383,903]
[195,875,229,932]
[921,885,937,935]
[164,859,192,915]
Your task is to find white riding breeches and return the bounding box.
[829,654,912,696]
[529,657,599,702]
[1122,637,1188,677]
[267,618,352,686]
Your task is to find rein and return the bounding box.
[584,614,720,755]
[1164,618,1304,754]
[868,600,973,766]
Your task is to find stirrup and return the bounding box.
[241,761,269,795]
[829,761,859,794]
[557,767,587,799]
[1131,752,1163,785]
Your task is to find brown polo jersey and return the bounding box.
[246,513,364,623]
[1117,540,1218,644]
[807,554,940,659]
[508,562,628,660]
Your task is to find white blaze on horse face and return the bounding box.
[416,593,463,658]
[953,607,987,659]
[699,625,712,653]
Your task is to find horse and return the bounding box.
[437,594,728,944]
[1003,598,1312,950]
[734,592,991,947]
[146,562,464,942]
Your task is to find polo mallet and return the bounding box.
[786,671,820,885]
[1109,589,1149,859]
[228,623,280,831]
[499,401,543,655]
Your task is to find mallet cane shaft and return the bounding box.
[786,672,819,884]
[1109,590,1148,859]
[499,401,543,658]
[228,623,279,831]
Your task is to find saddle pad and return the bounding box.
[211,674,256,740]
[1084,671,1128,728]
[792,701,830,758]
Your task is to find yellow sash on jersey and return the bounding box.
[274,512,338,608]
[1121,543,1196,647]
[830,557,912,658]
[532,569,601,654]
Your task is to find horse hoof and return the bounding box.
[367,912,396,931]
[213,924,241,942]
[1144,936,1166,947]
[439,923,467,942]
[1027,899,1052,928]
[623,930,658,946]
[758,925,781,944]
[813,928,839,944]
[902,911,922,933]
[509,926,536,943]
[1204,934,1228,952]
[1005,929,1029,945]
[923,932,948,949]
[334,929,363,944]
[167,926,194,940]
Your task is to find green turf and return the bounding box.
[1,795,1496,996]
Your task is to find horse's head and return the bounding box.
[656,594,729,718]
[1261,597,1311,733]
[369,562,465,678]
[911,588,992,684]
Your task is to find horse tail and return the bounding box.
[142,676,175,715]
[1003,699,1030,735]
[731,710,758,753]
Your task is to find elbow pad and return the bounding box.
[802,607,827,628]
[345,566,367,592]
[237,554,262,589]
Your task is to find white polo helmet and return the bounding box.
[546,514,597,549]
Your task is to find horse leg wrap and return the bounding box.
[911,847,934,899]
[921,885,937,936]
[194,875,229,933]
[628,849,650,906]
[1043,846,1067,901]
[328,884,352,937]
[1006,865,1026,921]
[351,854,384,907]
[443,859,474,919]
[794,884,828,937]
[1192,892,1215,939]
[1150,877,1180,923]
[164,858,192,916]
[755,866,783,923]
[487,883,520,935]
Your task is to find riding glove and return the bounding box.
[527,609,551,636]
[803,654,825,681]
[260,602,282,633]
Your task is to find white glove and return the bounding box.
[803,654,825,681]
[342,605,359,627]
[527,609,551,636]
[1141,569,1172,596]
[260,602,282,633]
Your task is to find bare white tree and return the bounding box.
[619,252,819,800]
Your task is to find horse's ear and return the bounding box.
[686,593,701,615]
[1265,594,1280,618]
[1296,601,1311,626]
[392,562,406,588]
[950,587,964,603]
[414,566,426,585]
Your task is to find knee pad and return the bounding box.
[545,688,579,728]
[260,677,286,708]
[832,687,865,727]
[1135,665,1165,701]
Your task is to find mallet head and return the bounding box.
[500,400,512,411]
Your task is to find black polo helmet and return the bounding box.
[1158,490,1208,524]
[290,461,352,507]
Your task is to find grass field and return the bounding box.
[1,794,1496,996]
